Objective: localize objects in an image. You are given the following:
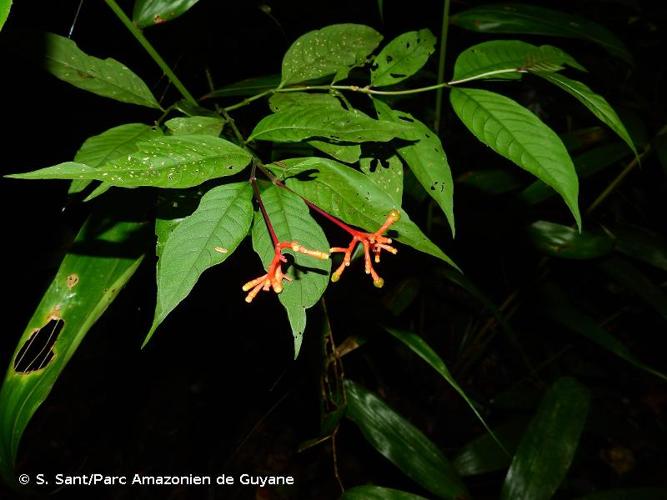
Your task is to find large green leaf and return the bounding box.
[451,4,632,63]
[450,87,580,228]
[69,123,162,195]
[501,377,590,500]
[281,24,382,85]
[359,154,403,204]
[8,135,252,189]
[528,221,614,259]
[43,32,160,109]
[145,183,253,346]
[371,29,436,87]
[451,40,584,84]
[0,217,145,485]
[343,485,428,500]
[536,72,636,155]
[373,99,455,236]
[249,106,408,144]
[270,157,457,268]
[133,0,200,28]
[345,380,469,499]
[0,0,11,31]
[164,116,224,137]
[205,74,281,99]
[251,186,330,358]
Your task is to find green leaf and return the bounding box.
[8,135,252,189]
[145,183,253,346]
[165,116,224,137]
[251,186,330,358]
[385,328,500,449]
[450,87,580,229]
[0,217,145,485]
[205,74,281,98]
[360,154,403,204]
[281,24,382,85]
[249,106,408,144]
[270,157,457,268]
[610,224,667,273]
[69,123,162,195]
[371,29,436,87]
[374,99,455,236]
[43,32,160,109]
[451,4,632,63]
[540,284,667,382]
[575,488,667,500]
[501,377,590,500]
[155,190,202,259]
[451,40,584,84]
[133,0,200,28]
[458,169,523,195]
[345,380,469,499]
[528,221,614,259]
[343,485,428,500]
[0,0,11,31]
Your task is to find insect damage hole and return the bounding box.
[14,318,64,373]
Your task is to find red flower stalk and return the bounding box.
[242,241,329,303]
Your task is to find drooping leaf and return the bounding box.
[345,380,469,499]
[69,123,162,195]
[501,377,590,500]
[205,74,281,98]
[165,116,224,136]
[0,216,145,486]
[43,32,160,109]
[451,4,632,63]
[374,99,455,236]
[8,135,252,189]
[343,485,428,500]
[528,221,614,259]
[281,24,382,85]
[145,183,253,346]
[536,72,636,155]
[250,186,330,358]
[371,29,436,87]
[360,154,403,204]
[133,0,200,28]
[270,157,457,268]
[0,0,11,31]
[610,224,667,273]
[450,87,580,228]
[451,40,584,84]
[249,106,409,144]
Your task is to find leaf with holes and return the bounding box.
[145,183,253,347]
[451,40,584,84]
[8,135,252,188]
[360,154,403,204]
[250,186,330,358]
[0,216,145,486]
[270,158,457,268]
[374,99,455,236]
[450,87,580,229]
[43,32,160,109]
[133,0,201,28]
[165,116,224,137]
[371,29,436,87]
[281,24,382,85]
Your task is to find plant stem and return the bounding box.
[221,89,276,111]
[434,0,451,133]
[250,164,280,246]
[104,0,197,106]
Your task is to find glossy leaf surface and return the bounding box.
[371,29,436,87]
[133,0,200,28]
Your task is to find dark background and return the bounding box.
[1,0,666,499]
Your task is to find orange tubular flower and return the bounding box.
[242,241,329,303]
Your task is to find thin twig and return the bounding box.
[434,0,451,133]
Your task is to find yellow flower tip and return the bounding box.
[273,282,283,294]
[373,277,385,288]
[388,209,401,222]
[331,271,341,283]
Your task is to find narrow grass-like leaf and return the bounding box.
[360,154,403,204]
[374,99,455,236]
[251,186,330,358]
[345,380,469,499]
[133,0,200,28]
[145,183,253,346]
[610,224,667,273]
[270,157,457,268]
[371,29,436,87]
[0,217,145,486]
[343,485,428,500]
[536,72,636,155]
[43,33,160,109]
[450,87,580,228]
[385,328,500,449]
[8,135,252,189]
[165,116,223,136]
[528,221,614,259]
[451,4,632,63]
[501,377,590,500]
[281,24,382,85]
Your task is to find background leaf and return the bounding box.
[205,74,280,98]
[450,87,580,228]
[133,0,200,28]
[528,221,614,259]
[371,29,436,87]
[610,224,667,272]
[164,116,224,136]
[43,32,160,109]
[342,485,428,499]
